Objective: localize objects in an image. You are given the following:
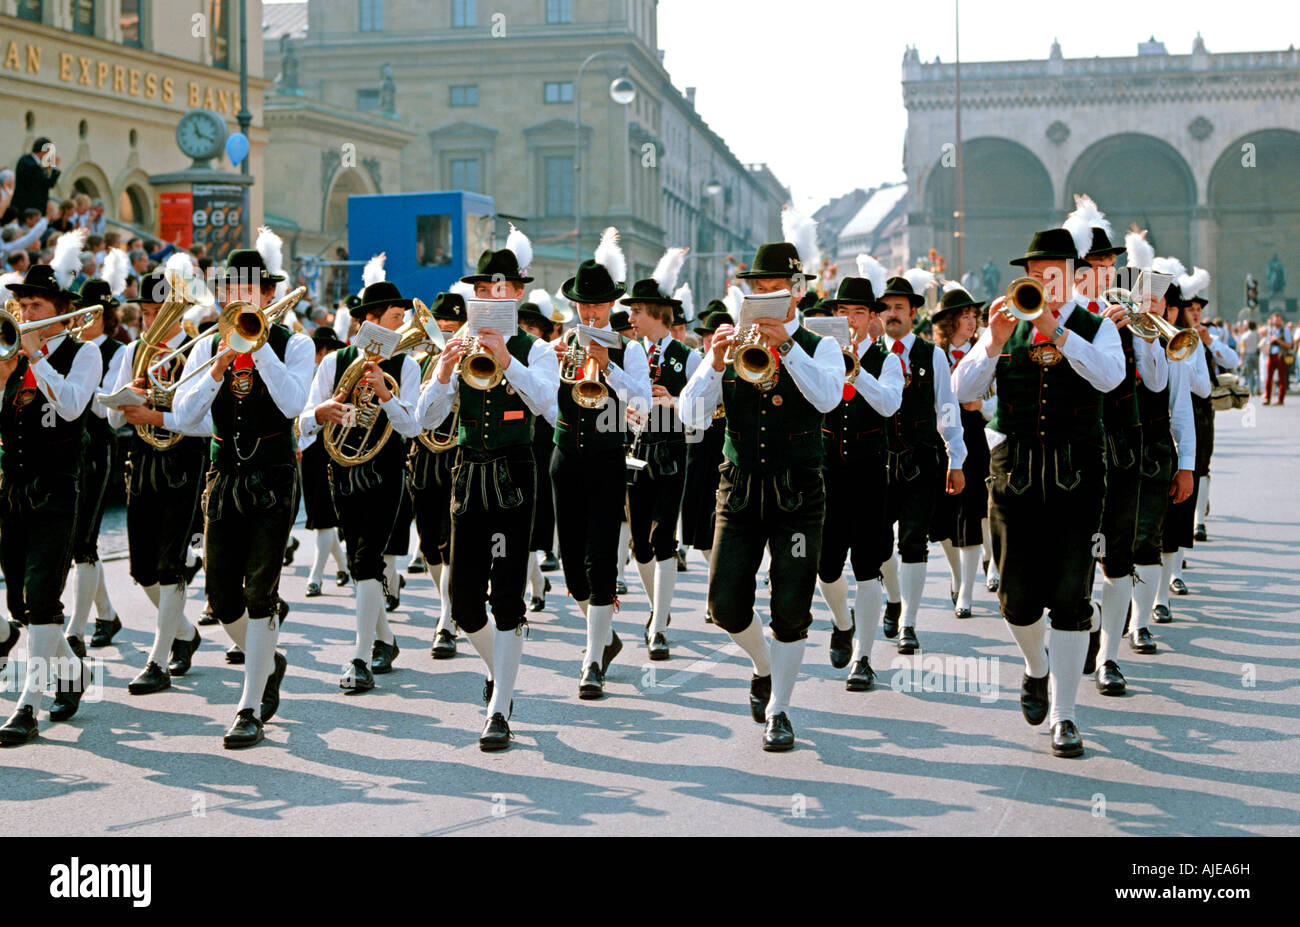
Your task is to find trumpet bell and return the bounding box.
[842,346,861,384]
[734,342,776,384]
[459,337,504,390]
[572,356,608,409]
[1005,277,1046,322]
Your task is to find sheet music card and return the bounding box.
[467,299,518,337]
[803,315,852,347]
[354,321,400,359]
[736,291,792,329]
[576,324,622,348]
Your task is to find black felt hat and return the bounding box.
[461,248,533,284]
[735,242,816,281]
[1010,228,1092,268]
[7,264,76,301]
[74,277,120,310]
[212,248,286,284]
[880,276,926,309]
[694,306,734,334]
[609,309,633,333]
[1086,227,1126,258]
[311,326,346,351]
[930,286,986,324]
[430,291,467,323]
[822,276,885,311]
[562,259,626,303]
[517,301,555,338]
[619,277,682,308]
[126,271,172,304]
[802,299,833,318]
[353,280,413,319]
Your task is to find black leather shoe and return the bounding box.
[183,555,203,586]
[222,708,264,749]
[1152,604,1172,624]
[198,606,218,626]
[371,638,400,674]
[846,657,875,692]
[226,645,245,665]
[950,586,958,605]
[128,661,172,695]
[601,630,622,674]
[336,570,350,587]
[431,628,457,659]
[65,634,86,660]
[1194,525,1207,542]
[1020,673,1049,726]
[168,629,201,676]
[479,712,512,751]
[762,712,795,752]
[529,580,550,612]
[647,632,669,661]
[282,536,299,566]
[882,601,901,638]
[1083,630,1101,675]
[749,674,771,723]
[704,608,714,625]
[676,548,688,572]
[483,678,493,706]
[1130,628,1157,654]
[49,663,89,721]
[305,582,323,598]
[261,652,288,721]
[986,574,999,593]
[1050,720,1085,758]
[615,579,628,596]
[407,554,426,574]
[89,614,122,648]
[829,624,853,669]
[340,658,375,693]
[540,552,559,572]
[384,575,405,612]
[0,619,22,672]
[578,662,604,699]
[897,626,919,655]
[277,597,290,625]
[1169,577,1188,596]
[954,607,972,620]
[0,705,38,744]
[1096,660,1127,696]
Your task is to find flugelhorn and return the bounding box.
[0,301,103,361]
[558,337,609,409]
[1003,277,1046,322]
[723,325,778,388]
[1101,286,1199,361]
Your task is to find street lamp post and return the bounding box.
[574,51,635,265]
[237,0,252,249]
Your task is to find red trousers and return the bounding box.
[1265,355,1288,404]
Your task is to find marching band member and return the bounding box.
[417,289,469,657]
[0,257,100,743]
[609,306,636,598]
[623,248,696,660]
[300,256,421,692]
[105,265,214,694]
[417,230,559,749]
[953,227,1124,758]
[679,239,842,751]
[517,292,558,613]
[551,228,650,699]
[875,270,966,654]
[817,259,904,689]
[301,325,350,598]
[171,247,313,749]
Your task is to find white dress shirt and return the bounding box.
[89,334,127,421]
[1167,356,1197,471]
[29,333,99,421]
[171,323,314,429]
[851,335,904,417]
[1207,336,1239,371]
[300,349,423,440]
[105,331,214,436]
[417,333,560,430]
[679,316,843,432]
[885,331,966,469]
[542,325,650,427]
[1186,346,1212,399]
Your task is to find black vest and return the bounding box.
[721,326,825,473]
[1191,343,1217,432]
[210,323,295,470]
[874,337,938,452]
[0,336,89,480]
[554,330,628,454]
[823,346,888,461]
[645,337,691,443]
[1102,326,1140,432]
[87,337,125,443]
[456,332,536,452]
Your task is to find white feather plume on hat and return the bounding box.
[1151,256,1187,281]
[362,253,386,288]
[0,272,22,305]
[101,247,129,298]
[673,282,694,321]
[450,280,475,302]
[506,223,532,273]
[1063,194,1111,259]
[593,226,626,284]
[527,288,557,322]
[782,206,819,274]
[1179,267,1211,301]
[256,225,288,298]
[723,285,744,317]
[550,287,575,324]
[652,247,688,298]
[855,254,887,300]
[941,280,971,296]
[1125,229,1154,271]
[902,267,935,295]
[52,227,88,289]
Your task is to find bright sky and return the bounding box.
[657,0,1297,211]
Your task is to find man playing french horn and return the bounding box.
[300,257,422,695]
[416,231,559,751]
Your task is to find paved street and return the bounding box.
[2,401,1297,837]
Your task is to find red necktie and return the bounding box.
[1031,310,1061,344]
[891,339,907,375]
[20,344,49,391]
[233,352,254,371]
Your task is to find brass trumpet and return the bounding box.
[0,301,103,361]
[1101,286,1199,361]
[458,334,504,391]
[723,325,778,388]
[1004,277,1046,322]
[558,338,609,409]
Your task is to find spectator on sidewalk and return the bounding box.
[1240,321,1260,395]
[12,137,60,220]
[0,168,14,223]
[1264,314,1291,405]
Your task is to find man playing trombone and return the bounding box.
[171,248,313,749]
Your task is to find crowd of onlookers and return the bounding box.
[1212,314,1297,405]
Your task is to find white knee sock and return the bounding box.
[147,583,188,666]
[852,578,883,663]
[957,546,981,610]
[1048,629,1088,726]
[93,562,114,620]
[434,563,453,631]
[1156,552,1176,607]
[1173,548,1187,582]
[1099,575,1131,664]
[1008,618,1049,678]
[466,625,495,679]
[488,626,524,717]
[528,554,545,599]
[899,561,927,629]
[375,607,395,646]
[237,616,278,717]
[727,618,771,677]
[353,579,383,662]
[308,529,334,586]
[1133,563,1160,630]
[939,539,960,593]
[223,612,248,649]
[981,518,994,564]
[584,604,613,667]
[635,558,655,601]
[143,583,160,608]
[383,555,399,597]
[881,553,900,603]
[818,575,853,631]
[69,562,98,638]
[332,534,346,572]
[1194,477,1209,527]
[617,523,631,582]
[766,639,806,719]
[651,558,676,636]
[18,625,62,713]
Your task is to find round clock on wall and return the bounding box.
[176,108,229,167]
